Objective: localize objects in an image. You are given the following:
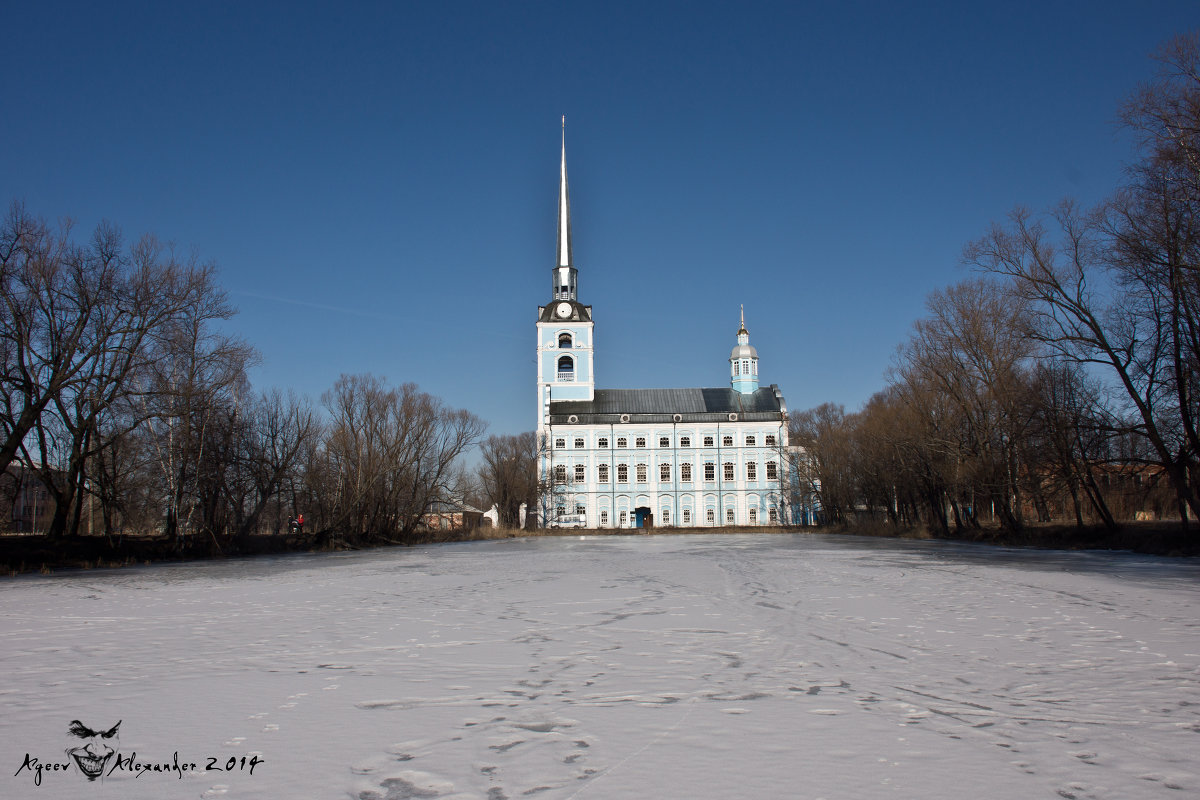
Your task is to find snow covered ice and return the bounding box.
[2,534,1198,799]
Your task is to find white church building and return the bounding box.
[537,125,790,528]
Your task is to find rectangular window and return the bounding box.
[599,437,609,448]
[617,437,627,448]
[683,509,691,524]
[681,463,692,482]
[617,464,628,483]
[662,509,670,525]
[554,465,566,484]
[704,463,715,482]
[555,438,565,449]
[598,464,609,483]
[766,461,778,480]
[706,508,715,524]
[556,504,566,518]
[574,464,585,483]
[576,504,586,516]
[660,463,670,482]
[746,435,756,446]
[726,508,735,524]
[600,510,609,526]
[765,435,776,447]
[704,436,714,447]
[636,464,647,483]
[635,437,646,448]
[574,437,584,448]
[749,508,757,524]
[723,435,733,447]
[724,462,734,481]
[680,436,691,447]
[747,462,757,481]
[659,436,669,448]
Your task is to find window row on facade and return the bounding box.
[553,461,779,485]
[553,503,781,527]
[553,433,779,449]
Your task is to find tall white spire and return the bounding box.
[552,116,578,301]
[556,116,572,268]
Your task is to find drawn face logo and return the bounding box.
[65,720,120,781]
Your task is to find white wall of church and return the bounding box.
[539,419,790,528]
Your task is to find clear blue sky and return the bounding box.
[3,2,1197,437]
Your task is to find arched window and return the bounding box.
[554,465,566,484]
[616,437,627,448]
[733,361,740,375]
[726,508,735,524]
[661,508,670,525]
[724,462,735,481]
[766,461,778,480]
[680,436,691,447]
[747,462,757,481]
[557,355,574,380]
[600,510,609,526]
[683,509,692,525]
[636,464,647,483]
[706,508,715,524]
[558,332,573,348]
[574,464,585,483]
[635,437,646,448]
[660,463,671,482]
[617,464,628,483]
[598,464,609,483]
[749,508,758,524]
[681,463,692,482]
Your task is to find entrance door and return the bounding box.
[634,507,652,528]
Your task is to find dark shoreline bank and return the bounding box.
[3,520,1195,576]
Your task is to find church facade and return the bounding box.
[537,125,790,528]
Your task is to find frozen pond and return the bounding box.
[2,533,1198,799]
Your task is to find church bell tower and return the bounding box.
[537,118,595,419]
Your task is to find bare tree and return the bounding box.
[896,278,1036,531]
[319,375,485,543]
[228,389,317,541]
[0,205,255,536]
[477,432,539,528]
[789,403,856,524]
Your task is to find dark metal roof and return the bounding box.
[538,301,592,322]
[549,385,785,424]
